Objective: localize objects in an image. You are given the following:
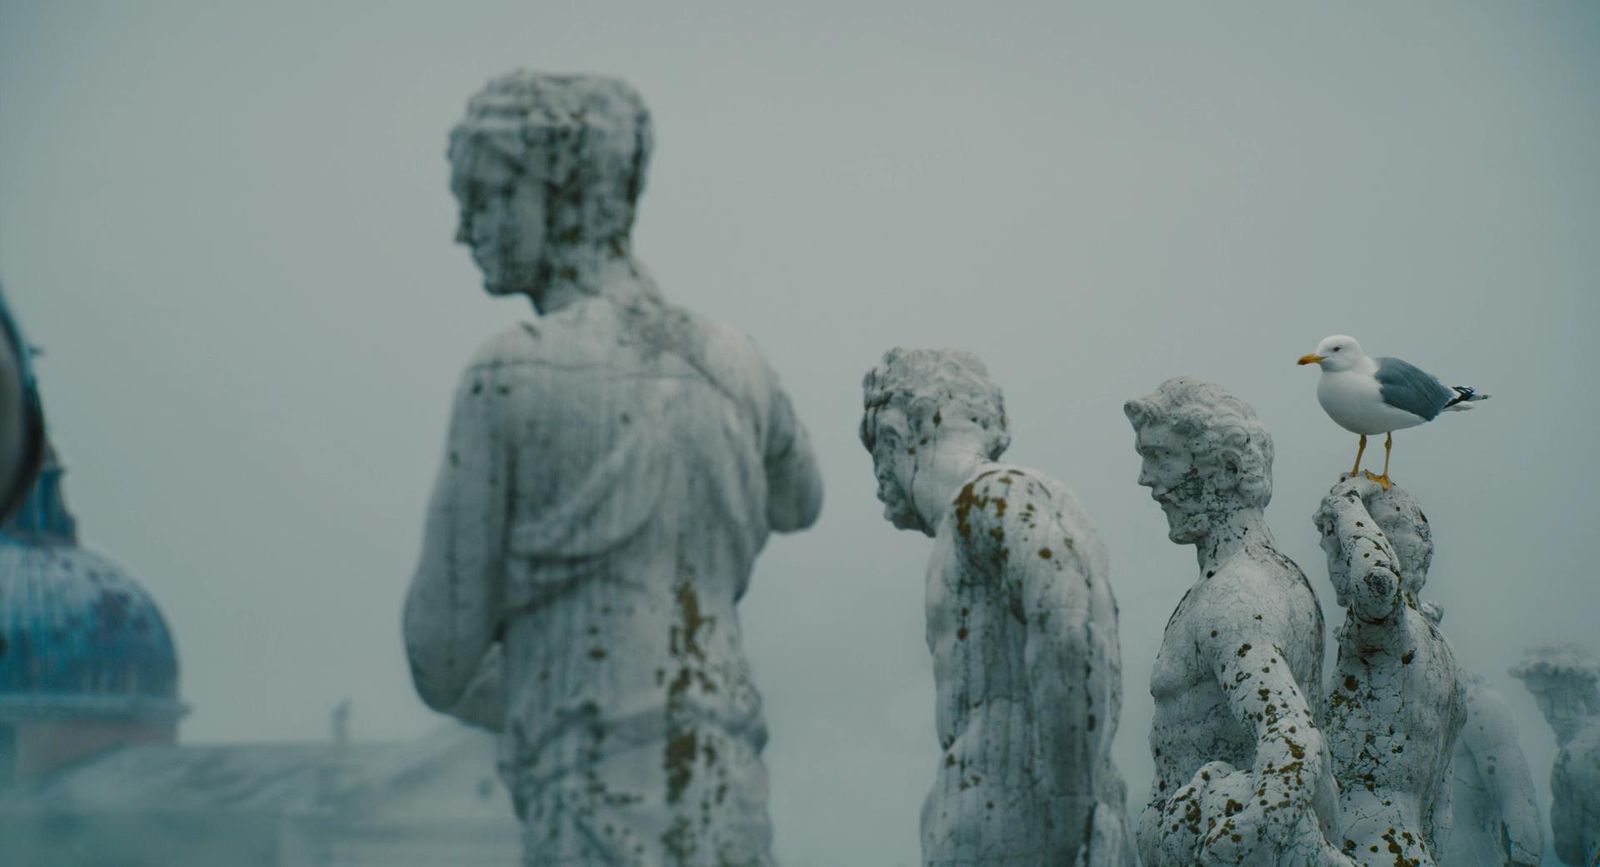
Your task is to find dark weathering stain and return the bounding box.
[670,582,710,661]
[663,580,718,818]
[664,729,698,804]
[952,472,1009,550]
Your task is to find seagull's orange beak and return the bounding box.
[1297,354,1324,366]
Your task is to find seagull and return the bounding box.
[1297,335,1488,488]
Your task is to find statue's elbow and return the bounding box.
[402,618,468,715]
[409,664,467,716]
[769,479,823,532]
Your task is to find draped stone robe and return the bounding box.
[405,295,821,866]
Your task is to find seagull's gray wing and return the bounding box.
[1374,356,1454,421]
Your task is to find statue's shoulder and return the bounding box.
[1568,720,1600,758]
[464,308,627,375]
[667,304,770,368]
[1213,547,1308,600]
[950,464,1043,522]
[1191,557,1308,644]
[949,464,1102,561]
[465,323,546,368]
[655,304,789,412]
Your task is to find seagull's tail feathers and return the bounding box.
[1443,386,1489,411]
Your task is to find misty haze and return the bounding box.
[1,2,1597,865]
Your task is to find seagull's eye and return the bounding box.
[1332,346,1341,352]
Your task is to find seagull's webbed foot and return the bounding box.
[1362,470,1392,490]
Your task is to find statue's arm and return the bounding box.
[1013,504,1108,809]
[760,363,822,532]
[1320,481,1403,625]
[402,360,511,723]
[1461,687,1543,864]
[1202,621,1330,863]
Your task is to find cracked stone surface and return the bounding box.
[1314,477,1466,866]
[1125,378,1350,866]
[1417,602,1544,866]
[1511,643,1600,867]
[403,71,823,867]
[861,348,1138,867]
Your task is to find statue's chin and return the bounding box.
[481,278,530,297]
[888,504,923,533]
[1165,515,1208,546]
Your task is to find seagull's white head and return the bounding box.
[1298,334,1366,372]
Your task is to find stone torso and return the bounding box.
[1325,606,1465,866]
[1145,548,1326,812]
[407,293,820,867]
[1139,546,1346,867]
[922,464,1133,867]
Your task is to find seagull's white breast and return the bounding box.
[1317,369,1429,435]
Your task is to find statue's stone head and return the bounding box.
[1314,482,1433,602]
[1124,378,1272,545]
[1512,643,1600,747]
[860,349,1009,536]
[1365,486,1433,594]
[448,71,652,303]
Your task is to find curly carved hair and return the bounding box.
[1511,643,1600,685]
[1124,377,1273,509]
[860,348,1010,460]
[448,71,653,252]
[1313,482,1435,599]
[1367,485,1433,590]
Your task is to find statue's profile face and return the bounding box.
[1134,421,1220,544]
[1532,681,1596,746]
[1378,518,1429,595]
[1368,499,1431,595]
[866,404,924,533]
[450,146,547,296]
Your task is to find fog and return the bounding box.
[1,1,1596,864]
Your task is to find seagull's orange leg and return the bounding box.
[1349,435,1367,477]
[1363,433,1393,489]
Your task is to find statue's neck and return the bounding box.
[1195,509,1273,573]
[914,445,992,538]
[531,244,657,314]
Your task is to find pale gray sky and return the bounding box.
[2,2,1596,864]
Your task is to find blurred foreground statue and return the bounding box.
[1313,478,1466,865]
[404,72,823,867]
[1511,644,1600,866]
[860,349,1137,866]
[1422,604,1543,866]
[1125,378,1350,866]
[0,285,43,522]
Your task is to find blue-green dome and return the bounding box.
[0,454,185,723]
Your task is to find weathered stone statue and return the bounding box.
[1313,477,1466,865]
[1421,604,1543,866]
[403,71,824,867]
[1125,377,1349,866]
[860,348,1137,867]
[1511,643,1600,867]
